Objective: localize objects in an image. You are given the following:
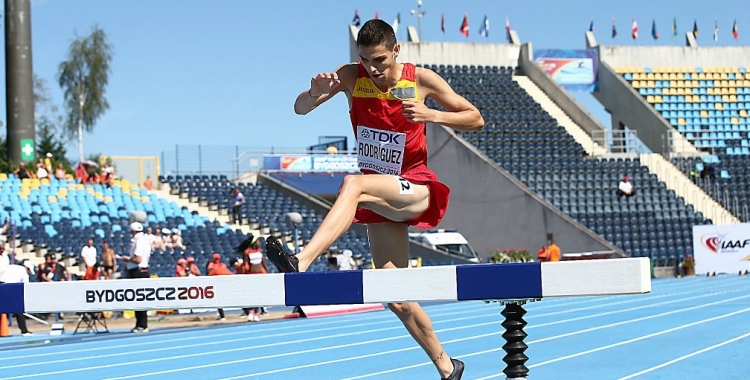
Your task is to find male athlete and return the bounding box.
[265,19,483,379]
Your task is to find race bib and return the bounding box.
[356,125,406,175]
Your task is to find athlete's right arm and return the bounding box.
[294,64,357,115]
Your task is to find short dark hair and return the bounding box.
[357,19,397,50]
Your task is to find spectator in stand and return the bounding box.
[207,253,233,321]
[175,258,188,277]
[151,228,165,251]
[74,163,88,183]
[44,153,53,172]
[171,229,186,250]
[701,163,716,180]
[36,160,49,180]
[100,163,115,187]
[235,236,267,322]
[143,176,153,191]
[326,143,338,155]
[186,256,201,276]
[231,188,245,225]
[337,249,357,270]
[536,245,549,262]
[616,175,636,199]
[101,241,117,279]
[81,238,98,269]
[14,163,32,180]
[54,163,67,180]
[162,229,173,250]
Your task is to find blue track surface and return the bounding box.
[1,275,748,379]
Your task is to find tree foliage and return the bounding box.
[57,25,114,162]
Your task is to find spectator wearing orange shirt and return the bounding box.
[546,241,561,262]
[84,262,103,280]
[143,176,153,191]
[208,253,233,321]
[175,258,188,277]
[186,256,201,276]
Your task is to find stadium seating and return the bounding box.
[2,174,258,277]
[162,175,372,270]
[420,64,710,260]
[618,66,750,221]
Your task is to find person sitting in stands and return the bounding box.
[616,175,636,198]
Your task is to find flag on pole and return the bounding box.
[693,20,698,37]
[713,20,719,41]
[612,18,617,38]
[441,13,445,33]
[505,16,511,43]
[652,19,659,40]
[375,11,379,20]
[589,20,594,32]
[672,18,677,37]
[393,12,401,34]
[480,15,489,37]
[632,19,638,39]
[352,10,361,27]
[732,20,739,40]
[459,14,469,37]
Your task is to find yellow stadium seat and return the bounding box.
[0,173,6,181]
[655,95,663,103]
[86,187,95,195]
[104,196,113,203]
[76,184,84,190]
[740,110,749,118]
[685,95,694,102]
[732,117,739,125]
[654,73,663,80]
[95,192,103,198]
[707,88,715,95]
[728,88,737,95]
[678,118,686,125]
[47,196,57,203]
[662,88,671,95]
[721,88,729,95]
[701,110,709,118]
[645,73,654,80]
[677,88,685,95]
[121,180,131,187]
[716,103,724,111]
[140,196,150,203]
[668,73,677,80]
[647,81,655,88]
[632,73,640,80]
[685,67,695,73]
[720,73,728,80]
[615,67,624,73]
[646,95,654,103]
[685,88,693,95]
[730,95,738,102]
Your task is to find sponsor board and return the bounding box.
[264,154,358,173]
[693,223,750,274]
[534,49,599,92]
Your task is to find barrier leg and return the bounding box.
[1,314,9,337]
[501,300,530,380]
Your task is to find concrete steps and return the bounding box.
[514,75,608,156]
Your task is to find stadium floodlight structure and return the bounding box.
[410,0,425,43]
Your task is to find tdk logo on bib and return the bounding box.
[357,125,406,175]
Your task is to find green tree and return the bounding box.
[57,25,114,165]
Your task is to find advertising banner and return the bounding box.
[693,223,750,275]
[533,49,599,92]
[264,154,358,173]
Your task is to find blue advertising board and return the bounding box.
[533,49,599,92]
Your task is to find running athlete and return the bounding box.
[265,19,483,379]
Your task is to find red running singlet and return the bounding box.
[349,62,450,228]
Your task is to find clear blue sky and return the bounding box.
[1,0,747,160]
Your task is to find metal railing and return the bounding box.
[591,129,645,155]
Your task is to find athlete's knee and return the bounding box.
[339,175,364,197]
[388,302,413,318]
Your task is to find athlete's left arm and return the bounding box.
[404,68,484,131]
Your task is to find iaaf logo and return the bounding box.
[701,233,750,253]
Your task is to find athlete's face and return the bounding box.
[358,43,399,83]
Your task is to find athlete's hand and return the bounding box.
[401,100,434,123]
[309,73,340,97]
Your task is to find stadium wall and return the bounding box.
[598,46,750,68]
[518,42,607,137]
[426,123,623,258]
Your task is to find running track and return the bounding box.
[1,275,748,379]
